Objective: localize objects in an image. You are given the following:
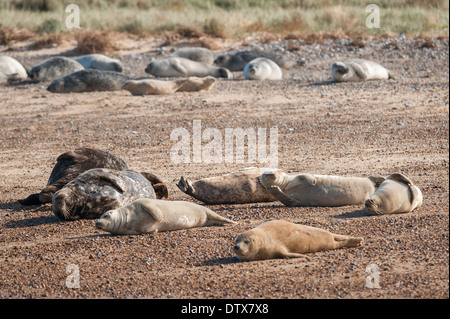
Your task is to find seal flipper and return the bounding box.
[368,175,386,187]
[95,170,127,193]
[351,63,368,80]
[18,193,41,206]
[266,185,303,207]
[297,174,317,186]
[387,173,413,186]
[140,172,169,199]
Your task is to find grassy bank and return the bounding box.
[0,0,448,39]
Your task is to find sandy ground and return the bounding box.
[0,35,448,301]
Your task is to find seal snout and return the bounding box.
[52,190,76,220]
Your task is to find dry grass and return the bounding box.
[74,30,122,54]
[28,33,65,49]
[0,26,35,45]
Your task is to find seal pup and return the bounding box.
[47,69,131,93]
[122,78,188,95]
[260,171,385,207]
[168,47,214,65]
[176,76,216,92]
[18,147,129,206]
[0,56,29,81]
[331,58,393,82]
[365,173,423,215]
[214,50,298,71]
[243,58,282,80]
[29,56,84,82]
[145,57,233,79]
[74,54,123,72]
[177,167,279,204]
[95,198,236,235]
[51,168,158,220]
[234,220,363,261]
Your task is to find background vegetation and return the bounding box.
[0,0,448,46]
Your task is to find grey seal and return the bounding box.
[29,56,84,82]
[331,58,393,82]
[47,69,131,93]
[51,168,160,220]
[18,147,129,206]
[145,57,233,78]
[214,50,298,71]
[168,47,214,64]
[74,54,123,72]
[243,57,282,80]
[0,56,29,81]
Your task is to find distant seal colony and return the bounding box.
[234,220,363,261]
[95,198,236,235]
[331,58,393,82]
[365,173,423,215]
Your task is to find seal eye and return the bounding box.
[244,239,250,244]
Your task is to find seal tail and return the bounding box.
[334,235,364,248]
[18,193,42,206]
[206,210,237,225]
[177,176,194,195]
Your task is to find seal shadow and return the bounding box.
[201,256,243,266]
[333,208,373,219]
[305,80,337,87]
[3,215,60,228]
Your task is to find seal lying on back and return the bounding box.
[234,220,363,261]
[145,57,233,78]
[168,47,214,65]
[331,59,393,82]
[177,167,279,204]
[47,69,131,93]
[18,147,129,206]
[243,58,282,80]
[74,54,123,72]
[51,168,160,220]
[214,50,297,71]
[365,173,423,215]
[0,56,29,81]
[260,171,385,207]
[95,198,236,235]
[29,56,84,82]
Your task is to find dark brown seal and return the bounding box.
[51,168,159,220]
[18,148,129,206]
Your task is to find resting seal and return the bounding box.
[145,57,232,79]
[18,148,129,206]
[243,58,282,80]
[168,47,214,65]
[0,56,29,81]
[29,56,84,82]
[214,50,298,71]
[122,78,188,95]
[234,220,363,261]
[74,54,123,72]
[365,173,423,215]
[331,58,393,82]
[47,69,131,93]
[177,76,216,92]
[177,167,279,204]
[260,171,385,207]
[95,198,236,235]
[51,168,161,220]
